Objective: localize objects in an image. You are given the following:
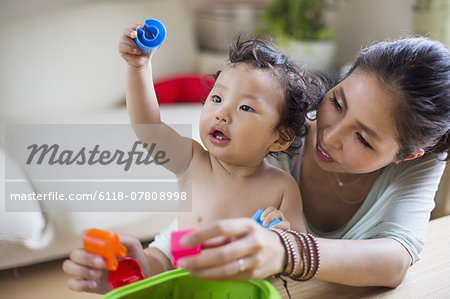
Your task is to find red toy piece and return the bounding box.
[107,257,145,290]
[83,228,127,271]
[170,228,202,267]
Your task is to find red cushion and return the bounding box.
[154,74,214,104]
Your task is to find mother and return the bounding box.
[177,37,450,287]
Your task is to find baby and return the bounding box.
[62,23,323,294]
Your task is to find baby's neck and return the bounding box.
[211,156,264,178]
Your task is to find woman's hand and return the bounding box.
[62,233,150,294]
[118,23,151,68]
[261,207,290,230]
[177,218,285,281]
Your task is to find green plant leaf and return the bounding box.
[260,0,334,41]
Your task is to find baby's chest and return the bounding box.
[181,179,281,226]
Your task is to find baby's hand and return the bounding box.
[118,23,151,68]
[62,247,110,294]
[62,233,149,294]
[261,207,291,230]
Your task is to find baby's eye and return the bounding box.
[212,95,222,103]
[240,105,254,112]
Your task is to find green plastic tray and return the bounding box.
[102,269,281,299]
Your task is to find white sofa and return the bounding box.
[0,0,208,270]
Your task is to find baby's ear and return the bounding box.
[268,128,295,152]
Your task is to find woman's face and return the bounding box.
[314,70,401,174]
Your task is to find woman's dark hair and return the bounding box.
[205,37,325,156]
[344,37,450,160]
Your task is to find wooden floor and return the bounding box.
[0,259,99,299]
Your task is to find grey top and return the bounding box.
[268,140,447,264]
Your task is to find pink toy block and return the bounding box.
[170,229,202,267]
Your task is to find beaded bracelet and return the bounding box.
[271,228,293,275]
[287,230,308,279]
[303,234,316,280]
[272,228,299,276]
[287,230,321,281]
[308,234,321,279]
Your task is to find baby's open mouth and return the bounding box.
[212,130,230,140]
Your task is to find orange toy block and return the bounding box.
[83,228,127,271]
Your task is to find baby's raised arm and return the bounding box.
[119,23,159,124]
[118,23,193,175]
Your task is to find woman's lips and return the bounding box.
[316,142,334,162]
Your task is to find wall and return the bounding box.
[328,0,415,67]
[186,0,416,68]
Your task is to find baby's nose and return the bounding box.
[215,110,231,123]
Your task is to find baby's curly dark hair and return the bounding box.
[205,37,326,156]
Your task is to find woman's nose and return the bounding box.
[322,124,343,150]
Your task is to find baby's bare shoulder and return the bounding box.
[261,161,297,187]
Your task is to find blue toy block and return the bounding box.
[251,209,281,229]
[135,19,166,54]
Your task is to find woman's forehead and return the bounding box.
[338,71,399,140]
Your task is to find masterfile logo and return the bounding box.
[4,124,192,212]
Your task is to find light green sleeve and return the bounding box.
[267,151,445,265]
[342,154,447,264]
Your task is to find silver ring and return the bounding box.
[237,258,245,273]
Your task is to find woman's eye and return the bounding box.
[240,105,254,112]
[356,133,373,150]
[212,95,222,103]
[329,96,342,112]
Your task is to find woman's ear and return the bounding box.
[404,149,425,161]
[268,128,294,153]
[395,149,425,164]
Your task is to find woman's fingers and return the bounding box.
[179,232,259,270]
[186,254,258,281]
[181,218,258,247]
[201,236,234,249]
[180,222,285,280]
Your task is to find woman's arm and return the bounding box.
[315,237,411,287]
[178,218,411,287]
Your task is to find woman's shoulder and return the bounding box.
[377,153,447,190]
[385,153,446,176]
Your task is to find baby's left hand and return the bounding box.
[260,207,290,230]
